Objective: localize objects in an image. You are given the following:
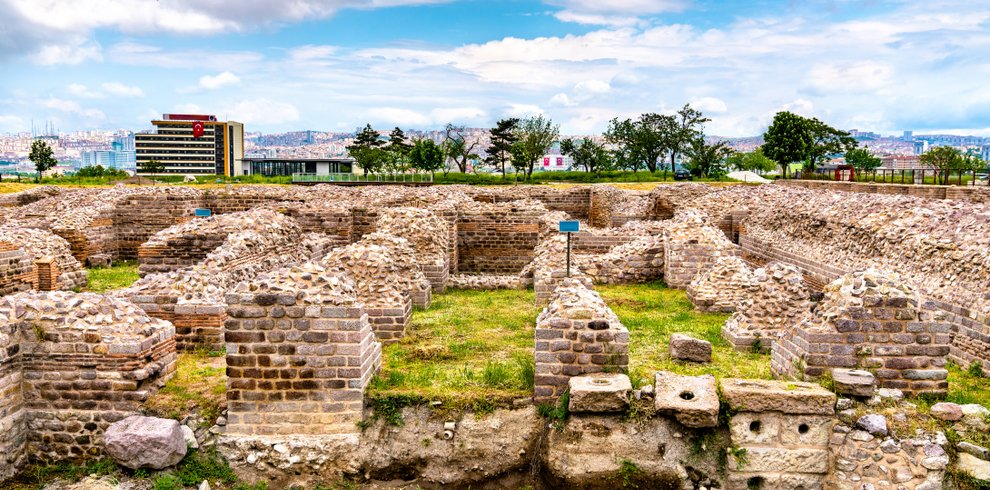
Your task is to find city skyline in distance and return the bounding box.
[1,0,989,137]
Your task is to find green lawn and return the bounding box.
[84,260,139,292]
[367,288,542,413]
[366,283,770,413]
[598,282,770,387]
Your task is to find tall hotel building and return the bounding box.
[135,114,244,175]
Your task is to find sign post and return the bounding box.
[558,221,580,277]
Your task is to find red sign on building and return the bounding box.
[543,157,550,167]
[192,121,205,138]
[556,157,564,167]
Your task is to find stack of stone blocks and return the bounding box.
[534,279,629,404]
[722,378,836,490]
[224,264,381,437]
[772,269,951,396]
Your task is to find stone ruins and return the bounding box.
[0,180,987,488]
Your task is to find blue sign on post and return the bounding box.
[559,221,579,277]
[194,208,212,217]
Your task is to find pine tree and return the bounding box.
[485,118,519,178]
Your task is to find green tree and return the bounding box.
[667,104,711,178]
[919,146,972,185]
[727,149,776,174]
[484,118,519,178]
[560,138,613,174]
[442,124,480,174]
[804,117,857,172]
[28,139,57,181]
[511,115,559,179]
[604,118,641,172]
[408,138,444,176]
[138,158,165,175]
[348,124,387,174]
[684,135,733,178]
[762,111,812,179]
[844,147,882,173]
[388,127,412,155]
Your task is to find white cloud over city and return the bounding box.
[1,0,989,135]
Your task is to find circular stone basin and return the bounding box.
[591,378,612,386]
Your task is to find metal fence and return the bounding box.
[792,169,989,186]
[291,173,434,184]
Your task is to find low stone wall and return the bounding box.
[534,279,629,404]
[225,263,381,437]
[778,179,990,203]
[773,270,951,396]
[687,255,755,313]
[0,241,37,296]
[138,209,299,277]
[0,291,176,471]
[377,208,450,292]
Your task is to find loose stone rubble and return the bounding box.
[686,255,755,313]
[722,262,811,352]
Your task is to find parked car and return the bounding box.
[673,169,692,181]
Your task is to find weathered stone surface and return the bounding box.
[103,416,188,469]
[958,442,990,460]
[929,402,963,421]
[669,333,712,363]
[831,369,876,398]
[720,378,836,415]
[855,414,888,436]
[958,453,990,481]
[568,373,631,413]
[654,371,719,428]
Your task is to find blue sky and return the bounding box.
[1,0,989,136]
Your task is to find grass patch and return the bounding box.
[366,288,541,414]
[598,282,770,386]
[84,260,139,292]
[145,352,227,424]
[6,458,119,489]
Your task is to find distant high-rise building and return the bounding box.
[981,145,990,164]
[913,140,929,155]
[135,114,244,175]
[902,130,914,141]
[81,146,136,171]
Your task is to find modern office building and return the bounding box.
[80,147,135,170]
[242,157,353,176]
[135,114,244,175]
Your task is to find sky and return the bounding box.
[1,0,990,137]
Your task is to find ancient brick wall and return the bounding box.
[112,191,202,262]
[776,179,990,203]
[457,204,544,274]
[772,270,951,396]
[377,208,450,293]
[721,262,810,351]
[280,204,354,246]
[534,280,629,404]
[224,263,381,437]
[662,209,737,289]
[0,319,26,480]
[0,292,176,466]
[687,255,755,313]
[0,241,36,296]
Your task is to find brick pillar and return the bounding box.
[224,264,382,437]
[34,257,58,291]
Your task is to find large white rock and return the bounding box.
[957,453,990,482]
[103,415,188,469]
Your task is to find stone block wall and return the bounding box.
[722,378,836,490]
[111,190,203,262]
[138,228,228,276]
[772,270,951,396]
[457,204,544,274]
[0,292,176,467]
[0,318,26,481]
[280,204,354,246]
[376,208,450,292]
[0,228,87,293]
[534,279,629,404]
[224,263,381,437]
[826,422,946,489]
[580,235,665,285]
[663,209,737,289]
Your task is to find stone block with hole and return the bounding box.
[653,371,719,428]
[567,373,631,413]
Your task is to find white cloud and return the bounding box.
[67,84,103,99]
[504,104,545,118]
[42,97,105,120]
[550,93,576,107]
[0,115,25,132]
[807,61,893,93]
[199,72,241,90]
[34,39,102,65]
[548,0,690,26]
[101,82,144,97]
[690,96,727,114]
[108,42,263,70]
[226,99,300,125]
[289,45,339,61]
[367,107,431,126]
[430,107,487,124]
